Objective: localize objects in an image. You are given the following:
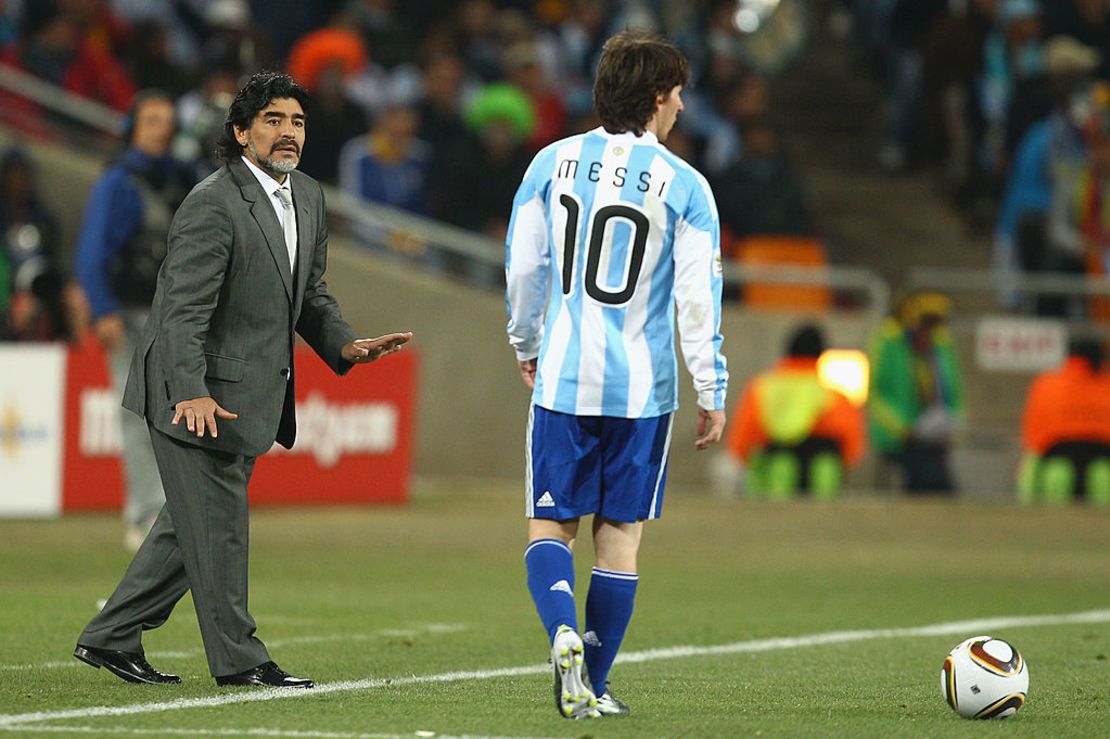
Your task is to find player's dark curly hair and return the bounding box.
[216,71,310,163]
[593,30,689,136]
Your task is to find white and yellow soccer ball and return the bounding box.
[940,636,1029,719]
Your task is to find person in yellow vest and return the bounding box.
[1018,336,1110,505]
[727,324,865,499]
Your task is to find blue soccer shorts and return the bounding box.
[525,404,674,523]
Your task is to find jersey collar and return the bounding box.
[591,126,659,146]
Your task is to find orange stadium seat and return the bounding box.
[735,235,832,310]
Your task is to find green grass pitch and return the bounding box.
[1,480,1108,738]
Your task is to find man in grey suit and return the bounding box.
[73,72,412,689]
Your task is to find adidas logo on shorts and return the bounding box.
[536,491,556,507]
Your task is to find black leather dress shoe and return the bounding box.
[73,644,181,684]
[215,661,314,688]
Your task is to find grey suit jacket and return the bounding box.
[122,158,358,457]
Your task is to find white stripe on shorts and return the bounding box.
[647,414,674,519]
[524,405,536,517]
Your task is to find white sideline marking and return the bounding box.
[0,727,551,739]
[0,625,467,672]
[2,608,1107,728]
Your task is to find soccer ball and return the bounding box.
[940,636,1029,719]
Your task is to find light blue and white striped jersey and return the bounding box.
[506,126,728,419]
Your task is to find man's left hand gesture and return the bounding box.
[342,332,414,364]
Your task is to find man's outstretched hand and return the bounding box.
[342,332,414,364]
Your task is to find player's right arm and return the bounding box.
[505,153,552,377]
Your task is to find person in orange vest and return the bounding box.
[1019,336,1110,505]
[727,324,865,499]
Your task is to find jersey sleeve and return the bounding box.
[673,170,729,410]
[505,153,552,361]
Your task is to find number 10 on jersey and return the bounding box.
[558,194,650,307]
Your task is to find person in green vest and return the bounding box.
[868,291,964,493]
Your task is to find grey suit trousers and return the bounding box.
[79,424,270,677]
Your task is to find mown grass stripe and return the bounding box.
[2,609,1107,728]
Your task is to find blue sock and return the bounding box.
[583,567,638,693]
[525,539,577,644]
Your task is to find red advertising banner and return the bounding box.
[250,347,417,506]
[62,338,124,511]
[62,342,416,511]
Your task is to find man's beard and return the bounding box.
[248,138,299,175]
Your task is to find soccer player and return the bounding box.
[505,30,728,719]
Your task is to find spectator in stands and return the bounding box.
[339,104,431,215]
[302,68,373,185]
[107,0,203,77]
[713,116,814,242]
[286,22,370,184]
[993,36,1099,312]
[174,64,241,181]
[1043,80,1110,318]
[868,292,964,494]
[2,0,136,112]
[332,13,422,123]
[703,72,772,176]
[0,0,18,49]
[286,19,368,95]
[344,0,420,71]
[414,50,470,156]
[0,147,70,341]
[679,8,750,169]
[73,90,194,551]
[877,0,948,172]
[1044,0,1110,79]
[449,0,503,82]
[503,40,566,151]
[433,82,534,239]
[550,0,611,110]
[200,0,276,76]
[727,324,865,499]
[119,18,190,97]
[1019,336,1110,505]
[976,0,1046,183]
[918,0,996,188]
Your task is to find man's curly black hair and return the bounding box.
[216,71,310,163]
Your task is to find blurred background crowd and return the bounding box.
[1,0,1109,501]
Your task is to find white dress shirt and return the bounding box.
[241,155,297,271]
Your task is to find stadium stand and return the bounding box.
[2,0,1109,500]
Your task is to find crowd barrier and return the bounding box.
[0,341,417,517]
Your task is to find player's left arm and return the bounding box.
[673,171,729,448]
